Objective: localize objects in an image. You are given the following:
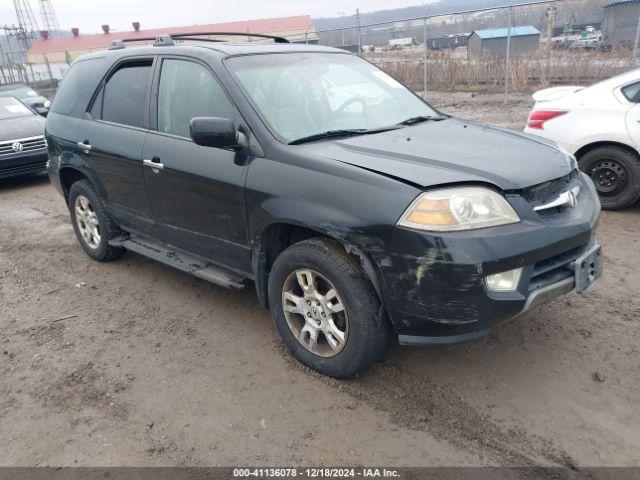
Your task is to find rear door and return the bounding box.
[142,56,251,273]
[77,57,155,234]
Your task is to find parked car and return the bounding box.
[46,35,602,378]
[0,93,47,179]
[525,70,640,209]
[0,84,51,116]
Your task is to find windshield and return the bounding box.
[0,96,33,120]
[227,53,439,143]
[4,87,39,99]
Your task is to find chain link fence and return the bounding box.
[0,31,62,89]
[314,0,640,99]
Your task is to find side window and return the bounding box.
[51,58,103,115]
[102,61,152,128]
[89,85,103,119]
[622,82,640,103]
[157,59,235,138]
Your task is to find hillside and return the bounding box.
[314,0,612,33]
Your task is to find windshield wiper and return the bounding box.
[397,115,446,126]
[288,126,400,145]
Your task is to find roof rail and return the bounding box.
[110,31,290,50]
[169,32,290,43]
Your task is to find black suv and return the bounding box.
[46,34,602,378]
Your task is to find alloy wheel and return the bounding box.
[74,195,101,250]
[282,269,349,357]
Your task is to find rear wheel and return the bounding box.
[68,180,125,262]
[268,238,391,378]
[579,146,640,210]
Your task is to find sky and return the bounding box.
[0,0,429,34]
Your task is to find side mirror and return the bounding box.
[43,100,52,109]
[190,117,240,149]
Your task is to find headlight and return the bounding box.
[397,187,520,232]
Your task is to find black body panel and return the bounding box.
[77,120,154,233]
[142,132,251,274]
[45,43,601,345]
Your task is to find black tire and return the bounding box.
[68,180,125,262]
[579,146,640,210]
[268,238,391,378]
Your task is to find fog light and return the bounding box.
[485,267,523,292]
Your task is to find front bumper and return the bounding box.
[398,257,589,346]
[0,150,48,179]
[376,172,601,344]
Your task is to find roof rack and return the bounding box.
[108,31,290,50]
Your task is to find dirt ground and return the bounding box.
[1,96,639,469]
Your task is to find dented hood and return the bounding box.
[309,118,571,191]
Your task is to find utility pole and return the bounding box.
[632,10,640,68]
[12,0,39,79]
[356,9,361,56]
[423,16,428,96]
[546,6,557,85]
[13,0,39,44]
[2,26,23,82]
[339,11,345,46]
[0,36,7,84]
[504,3,513,102]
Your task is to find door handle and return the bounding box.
[77,141,92,154]
[143,158,164,171]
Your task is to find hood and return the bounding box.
[532,86,583,103]
[0,114,45,141]
[306,118,571,191]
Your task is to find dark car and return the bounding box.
[0,94,48,179]
[45,34,602,378]
[0,84,51,116]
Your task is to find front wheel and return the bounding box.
[579,146,640,210]
[268,238,391,378]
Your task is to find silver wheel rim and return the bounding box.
[282,269,349,357]
[74,195,101,250]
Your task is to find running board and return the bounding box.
[111,236,246,289]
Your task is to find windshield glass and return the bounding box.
[227,53,438,143]
[0,96,33,120]
[4,87,39,99]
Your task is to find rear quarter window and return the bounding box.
[51,58,104,115]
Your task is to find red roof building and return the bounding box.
[27,15,316,63]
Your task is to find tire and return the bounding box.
[268,238,391,378]
[68,180,125,262]
[579,146,640,210]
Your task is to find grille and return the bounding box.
[0,136,46,158]
[521,170,581,216]
[528,244,586,292]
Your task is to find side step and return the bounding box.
[112,236,246,289]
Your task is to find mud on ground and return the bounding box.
[1,96,638,468]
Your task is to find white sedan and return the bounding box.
[524,70,640,209]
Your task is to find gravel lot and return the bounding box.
[1,95,639,469]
